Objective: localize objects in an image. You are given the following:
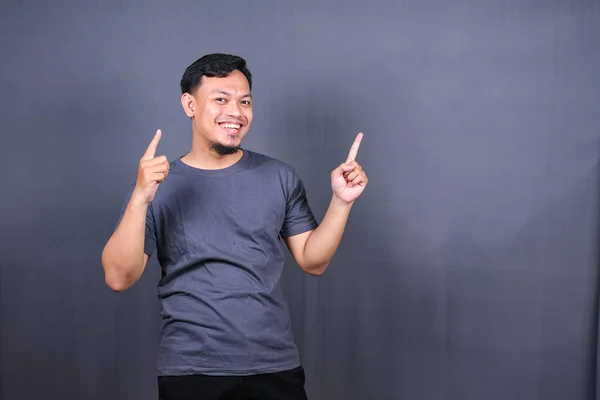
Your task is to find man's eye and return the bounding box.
[215,98,226,103]
[241,100,251,105]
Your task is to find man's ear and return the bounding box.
[181,93,195,118]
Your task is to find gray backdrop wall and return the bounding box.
[1,1,600,399]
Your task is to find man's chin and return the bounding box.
[210,141,240,156]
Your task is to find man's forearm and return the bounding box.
[302,195,354,274]
[101,195,148,291]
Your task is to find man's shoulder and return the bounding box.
[246,150,297,174]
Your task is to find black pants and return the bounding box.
[158,366,307,400]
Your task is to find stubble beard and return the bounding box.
[210,140,240,156]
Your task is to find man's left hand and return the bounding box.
[331,132,368,204]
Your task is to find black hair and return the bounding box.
[180,53,252,95]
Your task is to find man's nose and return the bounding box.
[225,102,242,117]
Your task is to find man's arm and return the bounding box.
[102,130,168,291]
[284,195,353,275]
[102,197,152,291]
[285,133,368,275]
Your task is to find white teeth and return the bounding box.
[220,123,240,130]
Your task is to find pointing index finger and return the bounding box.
[142,129,162,160]
[346,132,363,162]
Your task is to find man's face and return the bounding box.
[184,70,253,155]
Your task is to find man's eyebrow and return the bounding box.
[212,90,252,98]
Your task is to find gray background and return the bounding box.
[2,1,600,399]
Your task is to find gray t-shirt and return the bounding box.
[117,149,319,376]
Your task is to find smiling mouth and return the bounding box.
[218,122,243,134]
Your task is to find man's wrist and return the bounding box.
[129,190,150,210]
[330,194,354,211]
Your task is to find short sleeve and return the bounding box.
[115,184,157,257]
[280,167,319,238]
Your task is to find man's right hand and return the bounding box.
[132,129,169,205]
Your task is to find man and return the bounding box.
[101,53,368,400]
